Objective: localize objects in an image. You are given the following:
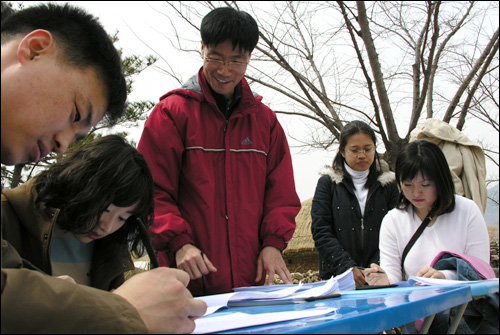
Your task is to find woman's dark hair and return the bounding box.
[201,7,259,53]
[1,3,126,126]
[34,135,154,256]
[332,120,381,189]
[395,140,455,218]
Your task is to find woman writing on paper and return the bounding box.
[311,120,399,287]
[364,140,490,285]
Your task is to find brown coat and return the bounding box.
[1,178,134,290]
[1,183,147,333]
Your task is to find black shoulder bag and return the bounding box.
[400,216,432,281]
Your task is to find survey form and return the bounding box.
[193,307,337,334]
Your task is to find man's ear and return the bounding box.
[17,29,54,64]
[201,40,205,58]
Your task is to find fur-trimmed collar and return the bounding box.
[319,159,395,187]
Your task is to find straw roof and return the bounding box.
[284,198,316,253]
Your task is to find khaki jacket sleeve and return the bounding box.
[1,239,147,334]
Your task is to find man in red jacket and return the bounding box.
[138,7,301,296]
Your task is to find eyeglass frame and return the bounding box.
[203,56,249,71]
[345,148,375,156]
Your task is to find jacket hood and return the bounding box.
[160,67,262,103]
[319,159,395,187]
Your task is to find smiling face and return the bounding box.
[1,30,107,166]
[201,40,250,101]
[74,203,137,244]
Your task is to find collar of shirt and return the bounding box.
[210,83,242,119]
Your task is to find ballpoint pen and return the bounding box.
[200,251,206,295]
[357,266,385,274]
[228,293,342,307]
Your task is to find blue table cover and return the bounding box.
[214,285,472,334]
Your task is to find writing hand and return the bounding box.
[113,267,207,334]
[363,263,390,286]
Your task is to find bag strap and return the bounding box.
[401,216,432,280]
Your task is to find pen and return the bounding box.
[200,251,206,295]
[228,293,342,307]
[304,293,342,302]
[358,266,385,274]
[22,258,48,275]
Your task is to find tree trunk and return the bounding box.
[10,164,24,188]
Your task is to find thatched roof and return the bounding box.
[284,198,316,253]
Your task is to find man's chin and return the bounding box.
[1,151,21,166]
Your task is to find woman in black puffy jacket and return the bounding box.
[311,120,399,287]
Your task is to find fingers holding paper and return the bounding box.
[255,246,293,285]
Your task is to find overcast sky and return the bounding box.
[23,1,500,202]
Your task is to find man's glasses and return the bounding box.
[346,148,375,156]
[204,57,249,71]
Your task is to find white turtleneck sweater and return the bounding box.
[344,163,369,216]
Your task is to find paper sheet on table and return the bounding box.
[193,307,337,334]
[408,276,498,286]
[229,282,303,302]
[196,283,304,316]
[233,267,355,293]
[196,293,237,315]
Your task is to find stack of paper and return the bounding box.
[336,267,356,291]
[408,276,498,286]
[233,267,356,294]
[196,268,355,315]
[228,275,340,307]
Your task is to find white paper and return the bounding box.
[233,268,354,293]
[408,276,497,286]
[196,283,304,316]
[284,276,338,299]
[195,293,237,316]
[229,282,303,302]
[193,307,337,334]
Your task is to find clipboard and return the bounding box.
[228,293,341,307]
[356,284,398,290]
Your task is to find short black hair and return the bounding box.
[1,3,127,126]
[1,1,15,22]
[395,140,455,217]
[332,120,381,189]
[34,135,154,256]
[201,7,259,53]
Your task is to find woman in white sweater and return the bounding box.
[364,140,490,285]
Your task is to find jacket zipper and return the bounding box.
[223,118,229,223]
[360,217,364,251]
[359,184,379,257]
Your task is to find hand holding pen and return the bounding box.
[175,244,217,281]
[362,264,391,286]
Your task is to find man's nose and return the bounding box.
[53,129,73,154]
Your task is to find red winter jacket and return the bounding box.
[138,69,300,296]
